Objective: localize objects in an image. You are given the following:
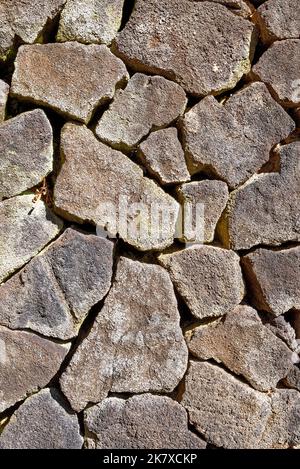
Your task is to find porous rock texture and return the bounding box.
[1,0,300,451]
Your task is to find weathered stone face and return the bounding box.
[114,0,255,96]
[196,0,252,18]
[176,180,229,243]
[138,128,190,186]
[256,0,300,44]
[0,326,69,412]
[0,80,9,122]
[60,257,188,412]
[253,40,300,108]
[95,73,187,150]
[0,195,63,284]
[242,246,300,316]
[266,315,300,353]
[54,123,179,251]
[0,228,114,340]
[181,361,272,449]
[180,82,295,189]
[57,0,124,45]
[0,0,66,61]
[0,110,53,200]
[0,389,83,449]
[284,366,300,392]
[187,305,294,391]
[11,43,128,123]
[158,246,244,319]
[84,394,206,449]
[219,142,300,250]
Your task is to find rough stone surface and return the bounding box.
[0,389,83,449]
[283,366,300,392]
[11,43,128,123]
[181,82,295,188]
[138,128,190,185]
[242,246,300,316]
[57,0,124,45]
[54,123,179,251]
[187,305,294,391]
[0,194,63,284]
[0,109,53,200]
[60,257,188,412]
[253,40,300,108]
[0,0,66,61]
[0,326,69,412]
[176,180,229,243]
[158,246,244,319]
[96,73,187,150]
[0,80,9,122]
[197,0,252,18]
[257,0,300,43]
[84,394,206,449]
[219,142,300,250]
[266,315,300,353]
[114,0,255,96]
[0,228,113,340]
[181,361,271,449]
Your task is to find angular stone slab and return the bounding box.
[181,82,295,188]
[60,257,188,412]
[0,109,53,200]
[283,366,300,392]
[242,246,300,316]
[84,394,206,449]
[0,194,63,284]
[0,80,9,122]
[0,0,66,61]
[176,180,229,243]
[0,389,83,449]
[0,326,69,412]
[0,228,114,340]
[187,305,293,391]
[96,73,187,150]
[256,0,300,44]
[114,0,255,96]
[181,361,271,449]
[11,43,128,123]
[54,123,179,251]
[253,40,300,108]
[266,315,300,353]
[57,0,124,45]
[138,128,190,185]
[219,142,300,250]
[158,246,244,319]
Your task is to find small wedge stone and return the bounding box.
[60,257,188,412]
[96,73,187,150]
[181,82,295,188]
[256,0,300,44]
[0,80,9,121]
[84,394,206,449]
[0,389,83,449]
[158,246,244,319]
[0,195,63,284]
[266,315,300,353]
[57,0,124,45]
[0,109,53,200]
[11,43,128,123]
[283,367,300,392]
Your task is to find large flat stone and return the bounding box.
[158,246,244,319]
[60,257,188,412]
[95,73,187,150]
[0,80,9,122]
[218,142,300,250]
[180,82,295,188]
[0,228,114,340]
[54,123,179,251]
[57,0,124,45]
[0,389,83,449]
[0,109,53,200]
[0,326,69,412]
[0,194,63,284]
[11,43,128,123]
[114,0,255,96]
[84,394,206,449]
[187,305,293,391]
[242,246,300,316]
[256,0,300,44]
